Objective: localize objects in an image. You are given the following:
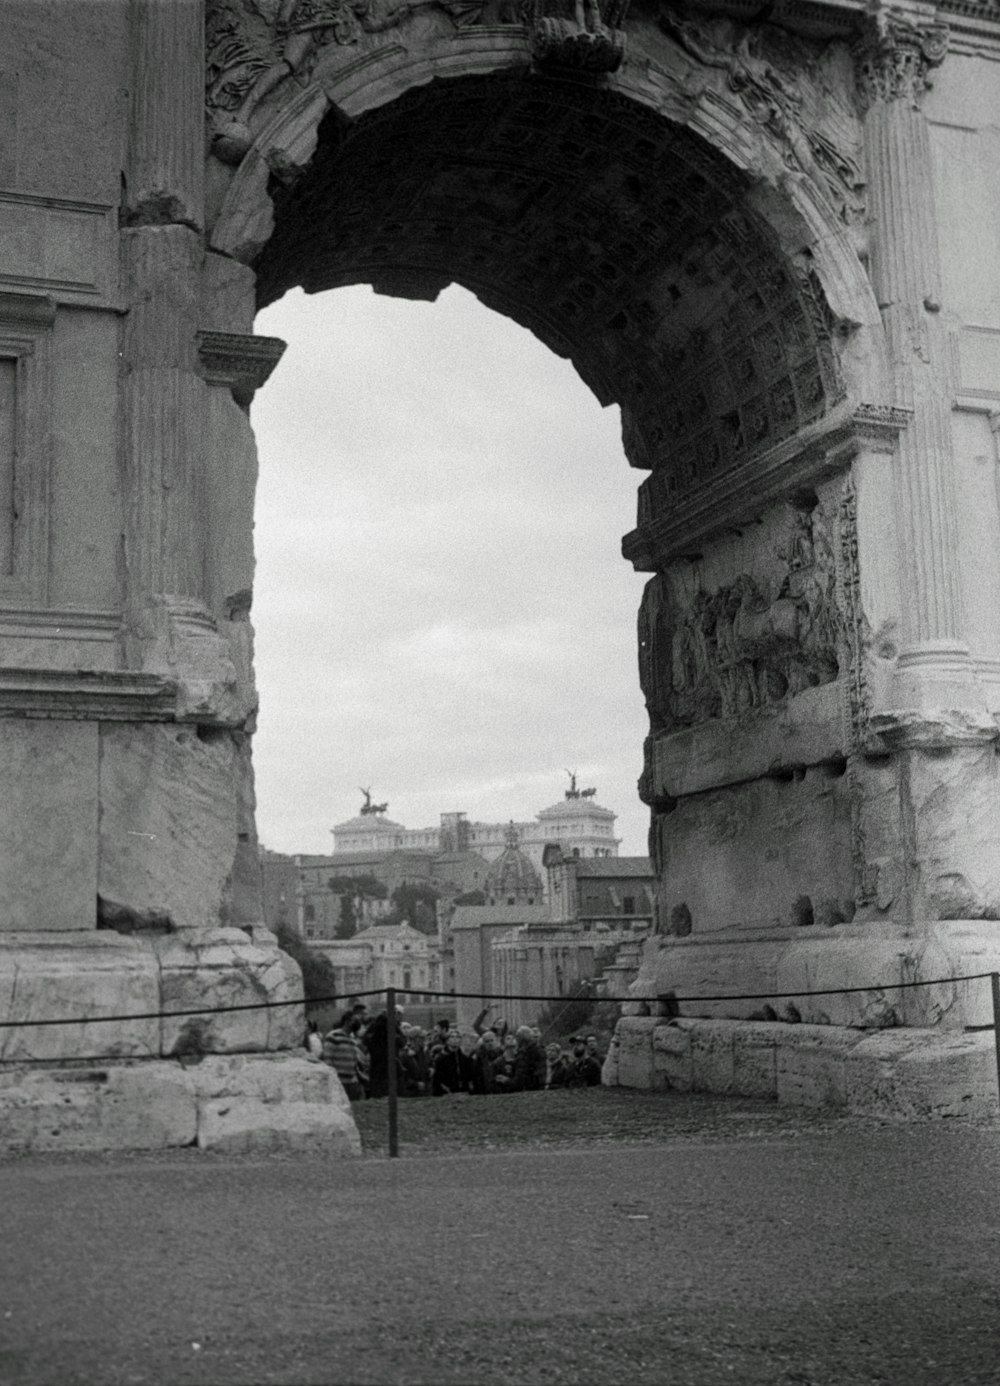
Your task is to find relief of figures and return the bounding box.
[640,512,841,734]
[658,10,864,227]
[207,0,413,162]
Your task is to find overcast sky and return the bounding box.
[251,284,651,858]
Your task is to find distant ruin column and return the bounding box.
[855,9,982,713]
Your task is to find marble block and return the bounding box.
[155,928,304,1056]
[0,720,98,930]
[0,932,159,1062]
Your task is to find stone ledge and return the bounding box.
[0,929,306,1062]
[608,1016,999,1121]
[0,1055,361,1155]
[629,920,1000,1028]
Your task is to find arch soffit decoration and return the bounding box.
[207,11,890,565]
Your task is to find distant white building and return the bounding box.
[331,781,621,870]
[312,920,437,997]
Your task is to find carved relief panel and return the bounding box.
[639,495,842,735]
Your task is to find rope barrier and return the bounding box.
[5,972,1000,1157]
[0,971,993,1030]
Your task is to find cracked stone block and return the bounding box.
[653,1021,693,1091]
[188,1055,360,1154]
[691,1022,737,1093]
[732,1022,778,1098]
[844,1029,938,1115]
[99,723,238,932]
[776,1025,863,1109]
[155,928,304,1056]
[0,720,98,931]
[0,1063,197,1152]
[887,1032,997,1120]
[615,1018,657,1087]
[0,933,159,1062]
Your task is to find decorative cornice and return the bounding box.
[0,291,56,327]
[0,670,179,721]
[853,10,950,108]
[851,401,913,448]
[196,330,286,405]
[622,400,903,571]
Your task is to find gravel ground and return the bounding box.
[2,1090,1000,1386]
[349,1087,855,1154]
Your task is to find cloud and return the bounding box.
[251,284,650,856]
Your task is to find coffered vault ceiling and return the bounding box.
[255,72,838,488]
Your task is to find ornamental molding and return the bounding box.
[852,9,950,107]
[622,400,907,570]
[0,669,179,722]
[850,402,913,448]
[196,330,287,404]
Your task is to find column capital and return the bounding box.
[854,9,949,110]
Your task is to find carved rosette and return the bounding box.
[853,13,948,110]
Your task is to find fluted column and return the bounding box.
[126,0,204,228]
[122,227,206,603]
[121,0,209,640]
[856,8,981,711]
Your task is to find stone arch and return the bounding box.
[209,25,888,448]
[202,13,896,949]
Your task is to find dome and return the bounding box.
[484,823,542,905]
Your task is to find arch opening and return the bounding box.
[243,63,855,944]
[251,282,650,854]
[254,71,841,492]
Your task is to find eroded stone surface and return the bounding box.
[0,1054,361,1155]
[0,721,98,932]
[0,933,159,1063]
[0,1064,197,1153]
[6,2,1000,1134]
[187,1054,359,1154]
[629,921,1000,1029]
[155,929,304,1057]
[610,1016,999,1120]
[98,724,239,933]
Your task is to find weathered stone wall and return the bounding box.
[5,0,1000,1112]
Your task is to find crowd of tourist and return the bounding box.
[306,1003,604,1100]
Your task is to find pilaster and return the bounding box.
[121,225,207,608]
[121,3,227,694]
[855,7,983,712]
[126,0,205,229]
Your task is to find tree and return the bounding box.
[275,922,338,1004]
[326,874,388,939]
[385,882,440,934]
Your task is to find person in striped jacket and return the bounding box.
[322,1013,364,1101]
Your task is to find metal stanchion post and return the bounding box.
[986,975,991,1114]
[386,986,398,1158]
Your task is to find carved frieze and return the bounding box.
[659,10,865,226]
[639,505,841,736]
[207,0,414,162]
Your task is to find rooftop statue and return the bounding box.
[358,787,389,816]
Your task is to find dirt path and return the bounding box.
[2,1091,999,1385]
